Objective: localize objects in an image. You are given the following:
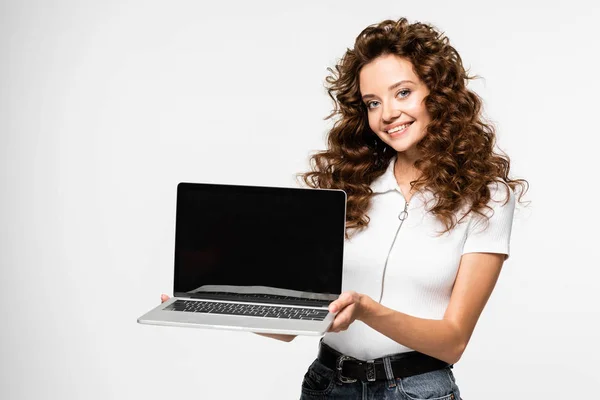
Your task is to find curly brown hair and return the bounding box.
[298,17,528,238]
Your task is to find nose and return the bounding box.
[381,102,402,123]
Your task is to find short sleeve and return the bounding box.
[462,182,516,259]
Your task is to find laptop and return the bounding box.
[137,182,346,335]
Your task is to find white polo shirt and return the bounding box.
[322,156,516,361]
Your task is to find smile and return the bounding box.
[386,122,413,136]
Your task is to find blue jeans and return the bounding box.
[300,357,461,400]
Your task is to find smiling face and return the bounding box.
[359,54,431,159]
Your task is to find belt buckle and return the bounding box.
[366,360,376,382]
[336,355,358,384]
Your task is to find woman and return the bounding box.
[296,17,526,399]
[162,17,527,399]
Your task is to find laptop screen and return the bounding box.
[173,182,346,301]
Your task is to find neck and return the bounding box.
[394,151,421,186]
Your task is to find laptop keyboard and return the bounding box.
[164,300,329,321]
[195,291,328,307]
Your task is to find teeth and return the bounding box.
[388,123,412,134]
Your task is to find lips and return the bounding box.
[386,121,414,135]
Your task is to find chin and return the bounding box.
[385,140,414,153]
[383,133,424,155]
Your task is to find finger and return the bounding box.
[329,319,348,333]
[328,307,354,332]
[160,294,170,303]
[328,318,344,333]
[329,292,354,313]
[328,294,347,313]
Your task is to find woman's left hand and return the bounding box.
[327,291,370,333]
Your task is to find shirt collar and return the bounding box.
[370,156,401,194]
[369,156,434,205]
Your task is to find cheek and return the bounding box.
[405,97,424,115]
[367,111,380,133]
[417,107,432,124]
[417,113,432,135]
[412,98,431,122]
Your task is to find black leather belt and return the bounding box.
[318,340,450,383]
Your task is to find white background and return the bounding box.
[2,0,599,399]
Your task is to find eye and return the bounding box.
[397,89,411,98]
[366,100,380,110]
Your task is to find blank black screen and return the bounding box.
[174,183,346,296]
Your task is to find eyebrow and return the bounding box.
[361,80,416,100]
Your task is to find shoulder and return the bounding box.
[467,181,515,232]
[461,181,516,257]
[485,181,515,214]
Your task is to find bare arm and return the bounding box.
[328,252,505,364]
[254,332,296,342]
[359,252,505,364]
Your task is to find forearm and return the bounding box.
[254,332,296,342]
[359,296,465,364]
